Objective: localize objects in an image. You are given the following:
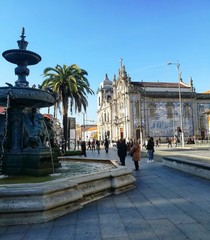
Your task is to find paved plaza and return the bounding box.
[1,146,210,240]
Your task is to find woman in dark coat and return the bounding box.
[130,140,141,170]
[117,139,127,166]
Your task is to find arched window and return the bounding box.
[107,95,111,101]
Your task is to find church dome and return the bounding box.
[100,74,112,89]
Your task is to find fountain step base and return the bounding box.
[0,159,136,226]
[3,150,60,176]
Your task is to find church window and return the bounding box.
[135,100,140,117]
[149,103,156,119]
[183,103,191,119]
[200,115,205,129]
[166,103,174,119]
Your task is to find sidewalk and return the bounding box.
[1,148,210,239]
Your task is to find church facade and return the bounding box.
[97,64,210,143]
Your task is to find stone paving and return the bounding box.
[1,146,210,239]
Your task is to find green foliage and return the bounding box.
[64,150,82,156]
[41,64,94,151]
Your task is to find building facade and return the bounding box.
[76,124,98,142]
[97,64,210,143]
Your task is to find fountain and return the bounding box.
[0,29,136,226]
[0,28,60,176]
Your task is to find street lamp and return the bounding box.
[167,61,184,147]
[82,113,86,141]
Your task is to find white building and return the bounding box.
[97,64,210,143]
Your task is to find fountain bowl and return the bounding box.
[0,87,55,108]
[2,49,41,65]
[0,157,136,226]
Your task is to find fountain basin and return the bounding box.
[0,158,136,226]
[0,87,55,108]
[2,49,41,65]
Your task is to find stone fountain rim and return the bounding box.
[0,158,136,226]
[0,158,121,189]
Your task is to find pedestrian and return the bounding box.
[87,140,91,150]
[91,139,95,151]
[130,139,141,170]
[155,139,159,147]
[104,138,109,153]
[77,140,80,150]
[80,141,87,157]
[167,137,172,147]
[147,137,154,162]
[117,138,127,166]
[96,139,100,154]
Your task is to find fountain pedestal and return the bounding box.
[4,150,54,176]
[0,28,59,176]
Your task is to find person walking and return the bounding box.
[167,137,172,147]
[104,138,109,153]
[80,141,87,157]
[130,140,141,171]
[91,139,95,151]
[147,137,154,162]
[96,139,100,154]
[117,139,127,166]
[87,140,91,150]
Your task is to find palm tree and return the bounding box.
[69,69,94,113]
[41,64,94,151]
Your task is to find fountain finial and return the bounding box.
[22,27,25,35]
[17,27,28,50]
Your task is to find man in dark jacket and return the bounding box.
[117,139,127,166]
[147,137,154,162]
[104,138,109,153]
[81,141,87,157]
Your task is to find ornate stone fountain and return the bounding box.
[0,28,59,176]
[0,29,136,226]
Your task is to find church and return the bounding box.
[97,63,210,144]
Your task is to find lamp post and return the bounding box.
[167,62,184,147]
[82,113,86,141]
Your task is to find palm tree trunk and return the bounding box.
[62,99,68,152]
[63,113,68,151]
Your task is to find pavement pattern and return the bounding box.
[1,146,210,240]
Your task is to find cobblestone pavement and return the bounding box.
[1,147,210,240]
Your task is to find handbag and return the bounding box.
[130,146,139,157]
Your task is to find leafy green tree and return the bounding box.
[41,64,94,151]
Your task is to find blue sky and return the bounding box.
[0,0,210,124]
